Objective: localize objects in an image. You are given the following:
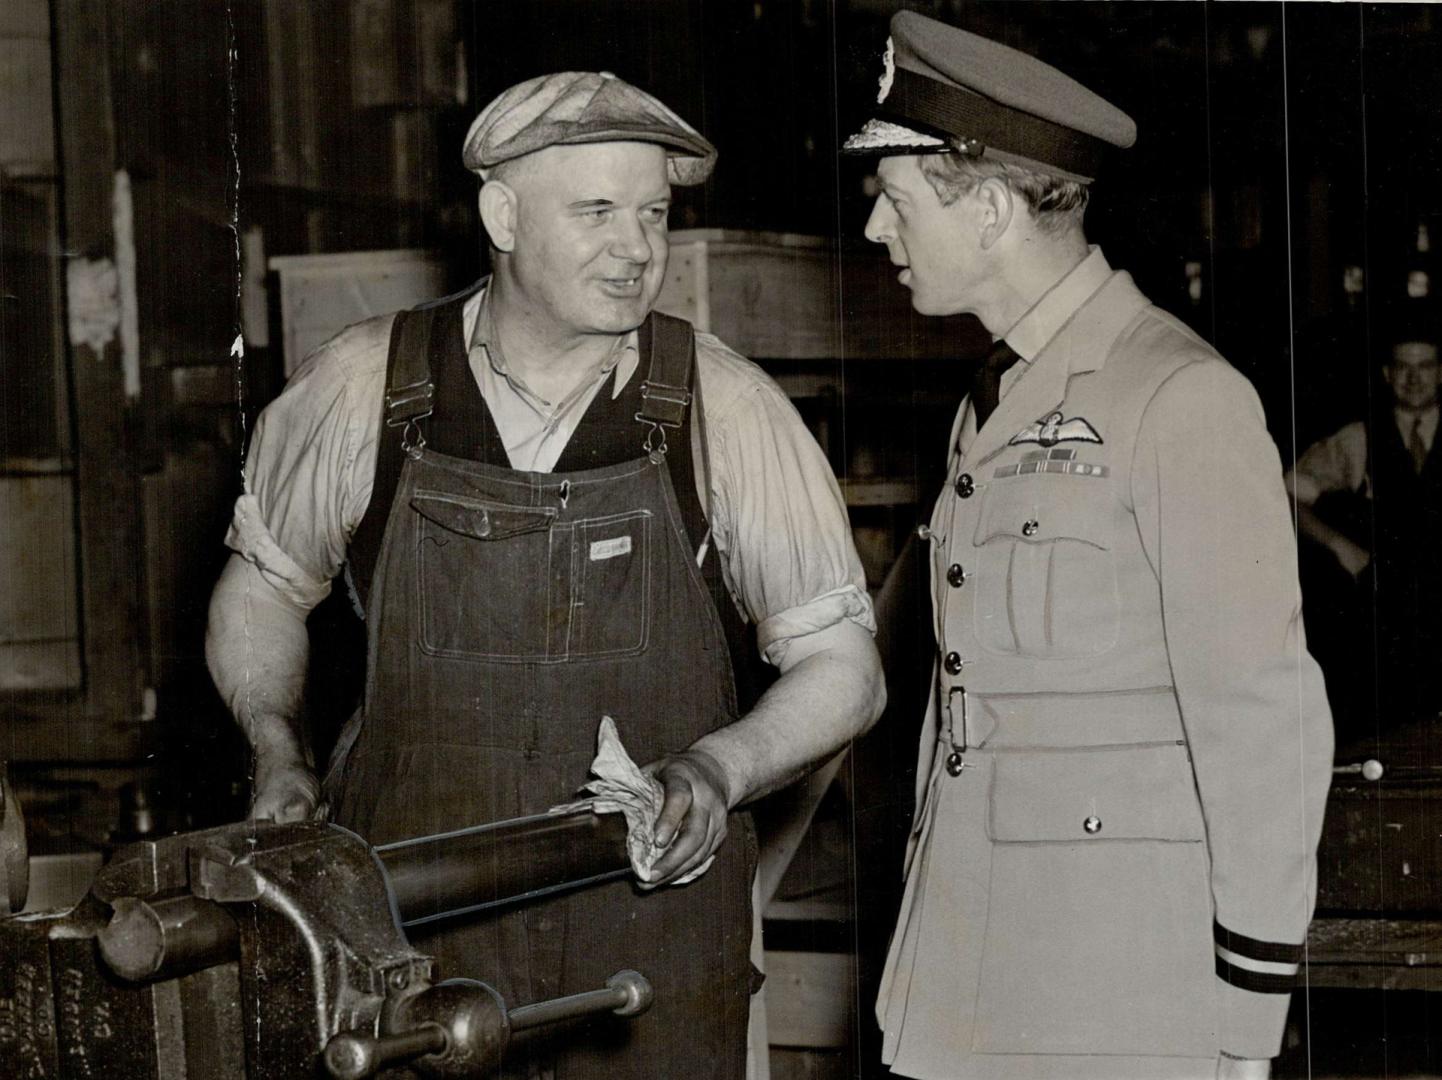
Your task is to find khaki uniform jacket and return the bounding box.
[877,253,1334,1080]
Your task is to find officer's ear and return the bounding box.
[479,181,519,254]
[974,177,1014,251]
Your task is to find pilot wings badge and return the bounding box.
[1008,411,1103,448]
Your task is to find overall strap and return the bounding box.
[345,294,462,614]
[636,311,695,456]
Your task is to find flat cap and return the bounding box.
[842,11,1136,183]
[463,71,717,186]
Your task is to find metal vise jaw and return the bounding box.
[1,820,431,1078]
[0,813,645,1079]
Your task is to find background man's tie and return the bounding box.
[1410,414,1429,474]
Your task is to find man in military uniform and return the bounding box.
[843,13,1333,1080]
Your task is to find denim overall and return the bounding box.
[330,291,756,1079]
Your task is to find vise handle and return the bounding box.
[323,970,653,1079]
[325,1023,448,1080]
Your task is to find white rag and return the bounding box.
[550,716,714,885]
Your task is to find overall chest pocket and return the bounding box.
[412,489,657,667]
[970,475,1120,659]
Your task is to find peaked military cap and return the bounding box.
[463,71,717,186]
[842,11,1136,183]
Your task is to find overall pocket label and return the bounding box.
[590,535,633,561]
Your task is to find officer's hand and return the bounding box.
[249,754,321,823]
[1216,1055,1270,1080]
[1334,538,1371,580]
[643,750,732,887]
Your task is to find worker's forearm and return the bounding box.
[688,619,885,808]
[205,554,313,766]
[1295,503,1368,575]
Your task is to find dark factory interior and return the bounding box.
[3,2,1442,1078]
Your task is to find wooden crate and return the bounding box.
[269,250,447,375]
[655,229,972,362]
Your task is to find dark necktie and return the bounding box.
[971,339,1022,430]
[1409,415,1428,474]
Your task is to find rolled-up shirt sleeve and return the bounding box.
[698,334,875,667]
[223,317,390,610]
[1285,420,1367,506]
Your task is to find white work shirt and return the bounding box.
[225,292,874,666]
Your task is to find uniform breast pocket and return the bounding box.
[971,476,1120,659]
[411,491,560,662]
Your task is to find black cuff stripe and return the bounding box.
[1216,957,1299,994]
[1213,921,1304,964]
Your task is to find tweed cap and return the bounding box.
[463,71,717,186]
[842,11,1136,183]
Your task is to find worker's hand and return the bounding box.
[249,753,321,823]
[1216,1055,1270,1080]
[1333,538,1371,580]
[643,750,732,887]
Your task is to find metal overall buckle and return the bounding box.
[635,379,690,461]
[386,379,435,458]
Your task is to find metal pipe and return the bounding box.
[98,809,631,982]
[375,810,631,928]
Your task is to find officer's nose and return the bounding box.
[863,196,895,245]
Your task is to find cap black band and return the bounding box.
[879,68,1109,180]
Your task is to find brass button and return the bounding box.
[943,651,964,675]
[1022,519,1039,538]
[945,751,966,777]
[1083,816,1102,834]
[946,563,966,588]
[915,524,933,542]
[955,473,975,498]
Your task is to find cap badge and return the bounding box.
[1008,411,1103,448]
[877,38,895,104]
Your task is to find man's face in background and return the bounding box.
[1386,340,1441,412]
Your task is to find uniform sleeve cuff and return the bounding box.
[757,585,877,667]
[225,494,332,610]
[1214,921,1300,1058]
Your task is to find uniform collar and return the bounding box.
[1000,246,1113,363]
[958,247,1147,468]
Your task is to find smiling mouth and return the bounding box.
[600,275,645,295]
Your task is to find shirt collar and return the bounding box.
[1000,246,1113,363]
[463,283,641,403]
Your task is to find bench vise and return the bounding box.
[0,811,641,1079]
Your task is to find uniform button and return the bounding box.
[1083,816,1102,834]
[1022,519,1039,537]
[915,524,932,542]
[943,651,964,675]
[946,563,966,588]
[955,473,975,498]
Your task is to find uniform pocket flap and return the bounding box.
[410,493,556,541]
[973,475,1111,549]
[988,744,1205,843]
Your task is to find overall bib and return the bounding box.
[330,291,757,1079]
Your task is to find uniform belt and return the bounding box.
[936,684,1180,751]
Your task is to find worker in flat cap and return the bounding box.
[207,71,884,1079]
[844,12,1332,1080]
